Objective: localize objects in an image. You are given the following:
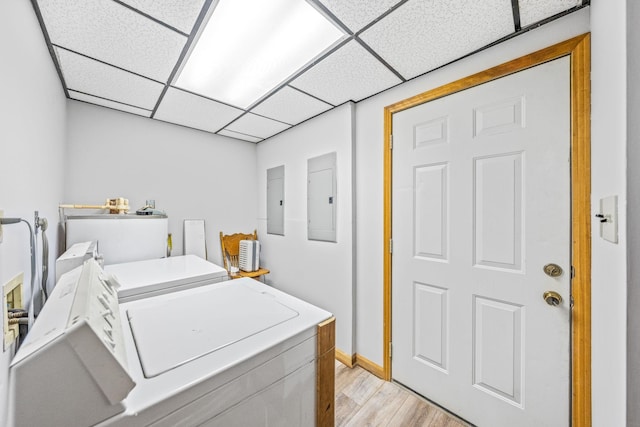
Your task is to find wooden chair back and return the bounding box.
[219,230,258,271]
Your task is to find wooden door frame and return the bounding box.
[383,34,591,426]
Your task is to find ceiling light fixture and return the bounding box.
[175,0,345,109]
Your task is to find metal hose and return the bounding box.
[20,219,36,325]
[39,217,49,301]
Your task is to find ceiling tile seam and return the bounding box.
[68,88,153,112]
[72,98,149,117]
[306,0,354,35]
[246,111,294,127]
[518,4,588,33]
[52,44,166,85]
[110,0,190,37]
[242,35,353,113]
[167,85,244,113]
[250,36,354,111]
[150,0,217,118]
[255,106,341,145]
[212,109,291,136]
[72,99,148,118]
[255,99,355,143]
[353,37,406,82]
[511,0,522,32]
[354,0,412,37]
[344,5,590,108]
[214,111,252,135]
[351,40,513,108]
[30,0,70,98]
[216,129,263,142]
[151,116,256,139]
[287,85,336,107]
[255,127,292,144]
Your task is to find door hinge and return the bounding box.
[389,134,393,150]
[389,342,393,359]
[571,266,575,278]
[389,238,393,254]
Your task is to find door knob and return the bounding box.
[543,291,563,306]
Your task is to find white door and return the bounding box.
[391,57,571,427]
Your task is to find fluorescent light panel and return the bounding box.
[175,0,345,108]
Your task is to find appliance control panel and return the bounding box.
[9,259,135,427]
[67,259,130,381]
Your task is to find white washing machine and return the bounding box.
[8,260,334,427]
[104,255,229,302]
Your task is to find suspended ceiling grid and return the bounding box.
[32,0,589,144]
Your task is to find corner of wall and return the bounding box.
[0,0,68,423]
[255,104,356,355]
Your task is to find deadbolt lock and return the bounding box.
[543,291,563,307]
[543,263,563,277]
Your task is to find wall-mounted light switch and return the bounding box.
[598,195,618,244]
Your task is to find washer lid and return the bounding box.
[127,283,299,378]
[106,255,228,300]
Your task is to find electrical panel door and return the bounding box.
[307,152,336,242]
[267,166,285,235]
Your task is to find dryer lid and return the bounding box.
[107,255,228,300]
[126,283,299,378]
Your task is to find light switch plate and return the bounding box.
[599,195,618,244]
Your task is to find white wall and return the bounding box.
[64,102,258,266]
[0,0,67,423]
[591,2,628,426]
[627,0,640,424]
[256,103,355,355]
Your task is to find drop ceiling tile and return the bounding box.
[290,40,402,105]
[55,47,164,110]
[317,0,402,33]
[154,88,244,133]
[518,0,582,27]
[360,0,514,80]
[217,129,263,143]
[69,91,152,117]
[225,114,291,139]
[118,0,206,34]
[251,86,333,125]
[37,0,186,82]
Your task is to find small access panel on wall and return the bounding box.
[308,152,337,242]
[267,165,285,235]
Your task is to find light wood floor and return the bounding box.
[335,361,471,427]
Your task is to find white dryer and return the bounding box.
[8,260,335,427]
[104,254,229,302]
